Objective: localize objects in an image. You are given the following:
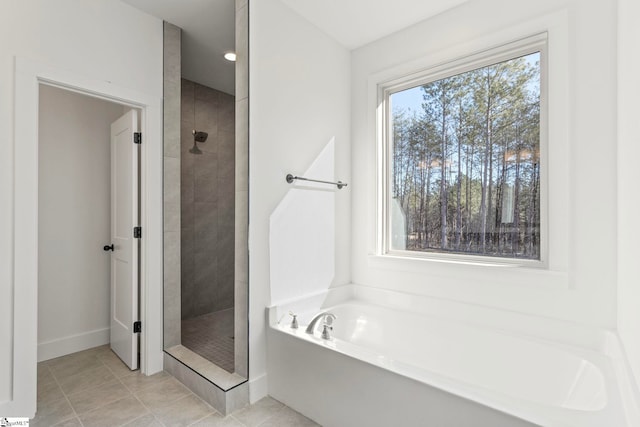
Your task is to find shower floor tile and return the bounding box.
[182,308,235,373]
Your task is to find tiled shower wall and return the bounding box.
[181,79,236,319]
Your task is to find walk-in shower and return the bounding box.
[161,0,249,412]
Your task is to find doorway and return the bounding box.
[37,84,141,369]
[11,56,163,418]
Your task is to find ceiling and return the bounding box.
[121,0,469,93]
[122,0,236,95]
[279,0,470,49]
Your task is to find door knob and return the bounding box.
[103,244,114,251]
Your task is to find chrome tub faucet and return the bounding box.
[305,311,336,339]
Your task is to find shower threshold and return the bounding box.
[165,344,246,391]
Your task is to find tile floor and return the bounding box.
[33,345,320,427]
[182,309,235,373]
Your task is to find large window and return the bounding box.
[383,39,544,262]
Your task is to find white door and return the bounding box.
[109,110,139,370]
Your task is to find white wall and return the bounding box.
[617,0,640,389]
[351,0,618,328]
[0,0,162,412]
[38,85,125,361]
[249,0,351,401]
[269,139,337,304]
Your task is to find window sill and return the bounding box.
[366,253,568,291]
[383,250,545,269]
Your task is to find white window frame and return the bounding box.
[377,34,548,268]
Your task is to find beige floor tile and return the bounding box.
[231,396,284,427]
[67,379,131,414]
[79,396,148,427]
[152,394,215,427]
[85,344,112,357]
[47,348,93,367]
[135,377,191,411]
[122,413,164,427]
[37,378,65,405]
[48,351,104,379]
[120,371,170,393]
[256,406,320,427]
[57,365,117,395]
[30,396,75,427]
[195,413,245,427]
[99,350,137,378]
[53,417,83,427]
[37,363,56,386]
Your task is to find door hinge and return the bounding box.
[133,132,142,144]
[133,226,142,239]
[133,321,141,333]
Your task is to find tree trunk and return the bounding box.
[440,104,448,249]
[456,137,462,250]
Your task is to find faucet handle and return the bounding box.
[321,323,333,340]
[289,311,299,329]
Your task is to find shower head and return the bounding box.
[189,130,207,154]
[193,130,208,143]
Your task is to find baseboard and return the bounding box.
[38,327,110,362]
[249,373,268,403]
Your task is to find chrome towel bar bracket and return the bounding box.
[286,173,348,190]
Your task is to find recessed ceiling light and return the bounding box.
[224,52,236,62]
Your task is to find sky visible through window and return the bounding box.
[392,53,540,115]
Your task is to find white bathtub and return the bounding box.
[267,285,639,427]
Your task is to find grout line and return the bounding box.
[155,393,213,426]
[45,347,130,427]
[101,362,124,379]
[59,353,115,397]
[49,362,84,427]
[96,349,139,380]
[130,394,166,427]
[78,396,137,427]
[120,371,172,395]
[121,412,156,427]
[131,377,217,427]
[185,412,213,427]
[189,391,220,416]
[229,414,249,427]
[115,374,136,395]
[253,408,281,427]
[51,416,83,427]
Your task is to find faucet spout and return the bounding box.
[305,311,336,335]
